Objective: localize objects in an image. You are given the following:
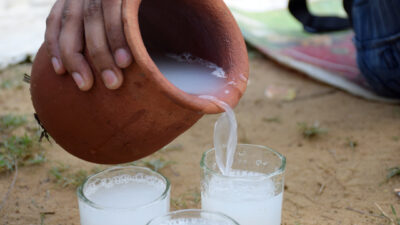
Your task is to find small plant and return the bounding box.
[49,163,89,188]
[391,205,400,225]
[298,122,327,139]
[346,138,358,149]
[0,79,14,89]
[0,113,44,173]
[0,114,27,131]
[386,167,400,182]
[160,143,184,152]
[0,76,23,90]
[49,165,104,188]
[375,203,400,225]
[392,136,399,142]
[0,134,45,173]
[40,212,55,225]
[171,189,201,209]
[171,197,188,209]
[126,157,176,172]
[262,116,281,123]
[142,158,176,172]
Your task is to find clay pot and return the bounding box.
[30,0,249,164]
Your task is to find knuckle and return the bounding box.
[88,47,104,61]
[84,0,102,20]
[60,47,74,62]
[45,36,56,50]
[87,47,113,68]
[62,8,75,23]
[45,31,58,52]
[46,14,55,26]
[103,0,119,5]
[107,26,124,45]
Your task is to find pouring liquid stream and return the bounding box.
[198,96,238,175]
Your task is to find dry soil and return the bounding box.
[1,54,400,225]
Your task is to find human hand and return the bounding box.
[45,0,133,91]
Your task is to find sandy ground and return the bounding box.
[0,54,400,225]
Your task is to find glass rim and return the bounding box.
[77,165,171,211]
[146,209,240,225]
[200,144,286,179]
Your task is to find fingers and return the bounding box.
[59,0,94,91]
[83,0,123,90]
[46,0,129,90]
[45,0,66,74]
[102,0,133,68]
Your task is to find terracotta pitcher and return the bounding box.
[30,0,249,164]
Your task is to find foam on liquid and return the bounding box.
[156,218,235,225]
[79,174,169,225]
[151,53,227,95]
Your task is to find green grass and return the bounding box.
[49,163,89,188]
[262,116,282,123]
[40,212,55,225]
[127,156,177,172]
[48,157,176,189]
[172,189,201,209]
[0,79,15,89]
[346,138,358,149]
[298,122,327,139]
[0,76,23,90]
[160,143,184,153]
[391,205,400,225]
[386,167,400,182]
[49,158,176,189]
[0,114,27,131]
[143,158,175,172]
[49,164,104,188]
[0,135,45,172]
[0,113,45,173]
[131,158,176,172]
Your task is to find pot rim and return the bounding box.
[122,0,249,114]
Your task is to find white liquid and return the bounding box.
[199,96,237,175]
[155,218,236,225]
[78,174,170,225]
[202,170,283,225]
[152,53,227,95]
[198,96,283,225]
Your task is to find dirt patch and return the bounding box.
[1,55,400,225]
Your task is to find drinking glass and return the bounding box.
[201,144,286,225]
[77,166,170,225]
[147,209,240,225]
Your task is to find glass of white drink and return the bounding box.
[201,144,286,225]
[146,209,239,225]
[77,166,170,225]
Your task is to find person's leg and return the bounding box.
[351,0,400,98]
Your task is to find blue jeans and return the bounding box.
[351,0,400,98]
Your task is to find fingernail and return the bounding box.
[72,72,85,89]
[114,48,132,68]
[102,70,118,89]
[51,57,61,73]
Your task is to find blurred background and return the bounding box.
[1,1,400,225]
